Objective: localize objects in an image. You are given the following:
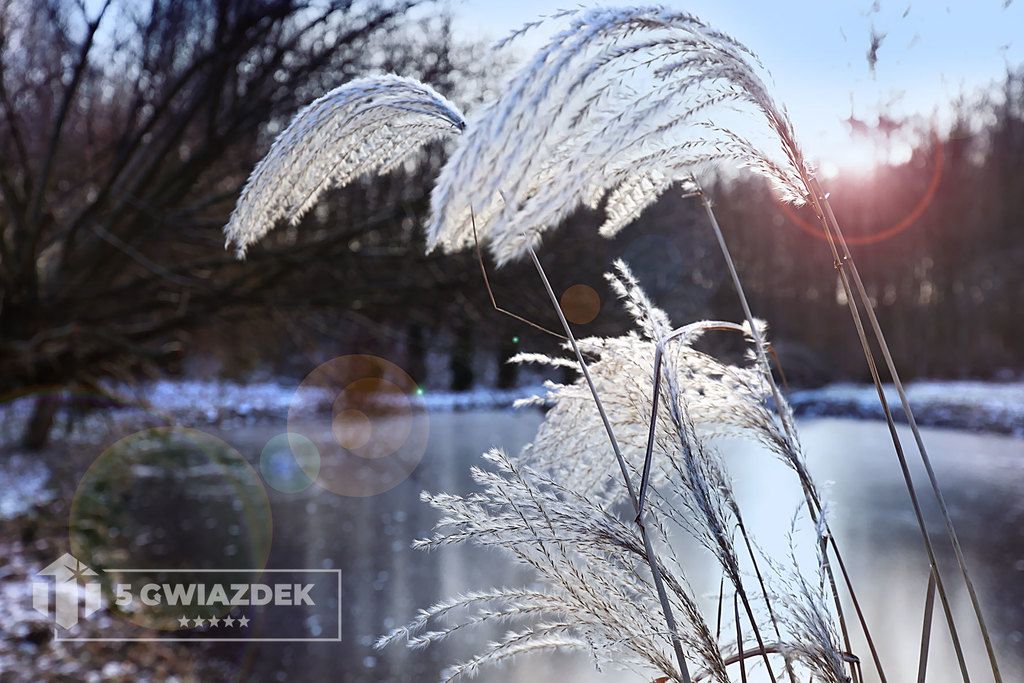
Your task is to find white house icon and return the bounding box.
[32,553,102,628]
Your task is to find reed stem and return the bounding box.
[735,514,798,683]
[802,175,972,683]
[734,558,781,681]
[811,177,1002,683]
[527,244,693,683]
[639,336,780,682]
[918,568,938,683]
[697,189,879,683]
[733,593,748,683]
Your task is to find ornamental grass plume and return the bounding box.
[224,74,465,257]
[425,5,808,265]
[376,448,728,683]
[378,263,850,683]
[513,261,800,503]
[225,6,996,680]
[421,5,996,677]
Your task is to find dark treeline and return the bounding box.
[710,73,1024,381]
[1,1,1022,448]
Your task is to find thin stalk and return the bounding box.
[813,496,883,683]
[640,342,777,681]
[697,189,878,683]
[801,175,971,683]
[918,568,937,683]
[734,593,748,683]
[811,177,1002,683]
[735,515,799,683]
[638,322,749,514]
[716,574,726,641]
[472,209,567,340]
[526,244,692,683]
[735,583,779,681]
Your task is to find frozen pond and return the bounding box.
[205,412,1024,682]
[3,410,1022,682]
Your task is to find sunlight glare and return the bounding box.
[831,142,879,177]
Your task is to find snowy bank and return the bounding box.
[1,379,1021,440]
[788,381,1024,437]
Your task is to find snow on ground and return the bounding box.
[113,378,1024,435]
[788,380,1024,437]
[0,537,209,681]
[0,456,53,519]
[0,379,1021,449]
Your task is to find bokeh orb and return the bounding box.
[560,284,602,324]
[288,355,428,497]
[259,432,321,493]
[69,427,272,630]
[332,409,372,451]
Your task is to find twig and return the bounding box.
[472,209,567,340]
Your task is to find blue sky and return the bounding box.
[448,0,1023,173]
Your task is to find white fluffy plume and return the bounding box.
[224,74,465,256]
[515,262,796,502]
[426,6,809,265]
[379,263,850,682]
[376,448,727,683]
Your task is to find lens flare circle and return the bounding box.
[69,427,272,631]
[259,432,321,493]
[332,408,372,451]
[781,132,944,246]
[560,284,601,324]
[288,355,428,497]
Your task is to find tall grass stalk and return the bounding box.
[693,186,884,683]
[802,175,974,682]
[379,268,853,681]
[917,570,938,682]
[733,593,747,683]
[810,177,1002,683]
[635,319,788,682]
[581,263,848,680]
[526,244,693,682]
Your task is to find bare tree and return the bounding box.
[0,0,475,447]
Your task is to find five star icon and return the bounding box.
[179,614,251,629]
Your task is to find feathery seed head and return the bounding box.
[427,6,808,265]
[224,74,465,257]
